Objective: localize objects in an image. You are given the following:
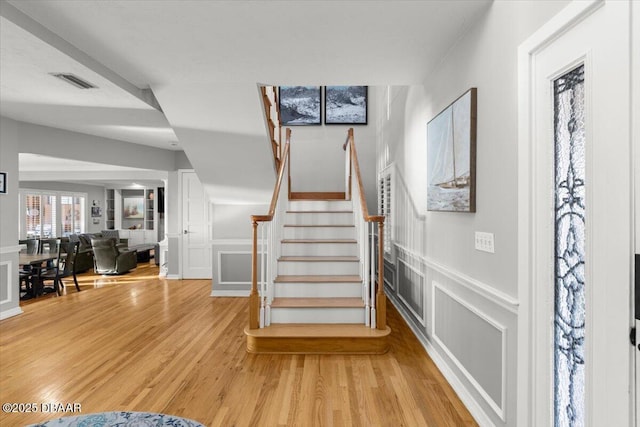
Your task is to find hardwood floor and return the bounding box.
[0,263,477,426]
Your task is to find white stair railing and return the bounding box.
[343,129,387,330]
[249,129,291,330]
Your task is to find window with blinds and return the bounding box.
[378,172,392,254]
[24,193,57,238]
[61,195,85,236]
[21,191,85,238]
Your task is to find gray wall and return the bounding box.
[0,116,21,319]
[19,181,107,234]
[376,1,569,426]
[211,203,268,295]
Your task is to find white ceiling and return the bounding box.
[1,0,491,199]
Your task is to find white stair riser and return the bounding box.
[278,261,360,276]
[270,307,365,324]
[286,212,354,225]
[283,226,355,240]
[281,242,358,257]
[289,200,352,211]
[275,282,362,298]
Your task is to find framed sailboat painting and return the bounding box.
[427,88,477,212]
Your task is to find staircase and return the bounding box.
[245,196,390,354]
[245,126,389,354]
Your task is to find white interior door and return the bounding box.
[181,171,212,279]
[521,1,632,425]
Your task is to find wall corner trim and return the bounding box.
[0,307,23,321]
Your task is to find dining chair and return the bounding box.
[19,239,39,255]
[18,239,39,294]
[19,269,33,299]
[38,238,59,254]
[41,241,81,296]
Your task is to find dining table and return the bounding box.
[19,252,58,299]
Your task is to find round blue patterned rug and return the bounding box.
[28,411,205,427]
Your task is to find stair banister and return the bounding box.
[261,86,283,171]
[250,128,291,330]
[343,128,387,330]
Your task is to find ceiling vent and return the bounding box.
[50,73,98,89]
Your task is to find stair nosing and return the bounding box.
[275,275,362,283]
[281,239,357,244]
[278,256,359,262]
[283,224,355,228]
[271,297,364,308]
[286,210,353,214]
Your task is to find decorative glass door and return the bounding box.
[521,1,632,425]
[553,64,586,427]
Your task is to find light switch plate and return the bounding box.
[475,232,495,253]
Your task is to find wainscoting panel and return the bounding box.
[212,240,263,295]
[219,252,262,284]
[0,247,22,320]
[397,257,425,325]
[433,282,506,420]
[0,261,11,305]
[383,258,395,291]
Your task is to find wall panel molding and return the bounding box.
[432,281,507,421]
[394,243,519,314]
[396,256,426,326]
[0,245,23,255]
[0,260,14,305]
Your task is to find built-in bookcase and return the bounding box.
[145,189,155,231]
[105,189,115,230]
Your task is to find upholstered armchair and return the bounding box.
[91,238,137,275]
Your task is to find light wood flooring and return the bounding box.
[0,262,477,426]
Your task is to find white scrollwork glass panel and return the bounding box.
[553,64,586,427]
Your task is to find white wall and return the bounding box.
[375,1,569,426]
[0,116,22,319]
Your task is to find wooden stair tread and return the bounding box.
[245,324,391,354]
[271,297,364,308]
[286,210,353,213]
[275,275,361,283]
[283,224,354,227]
[289,192,346,200]
[281,239,357,244]
[278,256,359,262]
[245,324,390,338]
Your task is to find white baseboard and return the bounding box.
[210,290,250,297]
[388,294,495,427]
[0,307,23,321]
[166,274,180,280]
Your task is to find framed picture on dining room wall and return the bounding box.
[427,88,477,212]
